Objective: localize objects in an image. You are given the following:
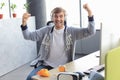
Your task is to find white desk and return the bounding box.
[32,51,103,80]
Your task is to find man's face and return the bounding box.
[52,12,65,29]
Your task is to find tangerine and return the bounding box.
[58,65,66,72]
[37,68,50,77]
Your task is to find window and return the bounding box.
[9,0,26,18]
[0,0,9,19]
[1,0,26,19]
[81,0,102,29]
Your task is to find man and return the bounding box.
[21,3,95,80]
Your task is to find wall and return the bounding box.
[99,0,120,64]
[0,17,37,76]
[80,0,120,64]
[27,0,47,53]
[100,26,120,64]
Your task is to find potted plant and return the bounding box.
[10,3,17,18]
[23,2,31,12]
[0,2,5,19]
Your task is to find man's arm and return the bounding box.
[72,3,95,40]
[21,13,31,31]
[83,3,93,17]
[22,12,31,26]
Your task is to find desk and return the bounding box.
[32,51,102,80]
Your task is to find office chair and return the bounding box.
[105,46,120,80]
[30,21,54,68]
[46,21,54,26]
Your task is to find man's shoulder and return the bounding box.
[37,26,53,33]
[39,26,53,30]
[66,26,79,31]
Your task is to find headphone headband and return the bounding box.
[50,7,66,19]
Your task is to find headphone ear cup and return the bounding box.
[51,16,53,21]
[65,16,67,22]
[75,72,85,80]
[50,12,53,21]
[88,71,104,80]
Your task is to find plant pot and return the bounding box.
[12,13,17,18]
[0,14,3,19]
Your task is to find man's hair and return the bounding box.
[51,7,66,17]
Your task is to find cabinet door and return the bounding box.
[75,30,101,54]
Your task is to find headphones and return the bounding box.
[50,11,67,26]
[75,72,85,80]
[50,14,67,21]
[57,72,85,80]
[88,71,104,80]
[50,7,67,21]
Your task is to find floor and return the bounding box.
[0,62,33,80]
[0,54,87,80]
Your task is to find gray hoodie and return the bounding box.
[21,16,95,66]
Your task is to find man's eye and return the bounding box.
[54,16,58,18]
[60,15,63,18]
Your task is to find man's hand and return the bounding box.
[83,3,92,17]
[22,13,31,26]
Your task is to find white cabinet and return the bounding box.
[75,30,101,54]
[0,17,37,76]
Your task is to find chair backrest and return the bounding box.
[46,20,67,26]
[46,21,54,26]
[105,46,120,80]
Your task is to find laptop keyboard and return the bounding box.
[83,64,105,75]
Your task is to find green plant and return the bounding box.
[0,2,5,10]
[10,3,17,12]
[23,2,31,11]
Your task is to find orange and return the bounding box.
[58,65,66,72]
[37,68,50,77]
